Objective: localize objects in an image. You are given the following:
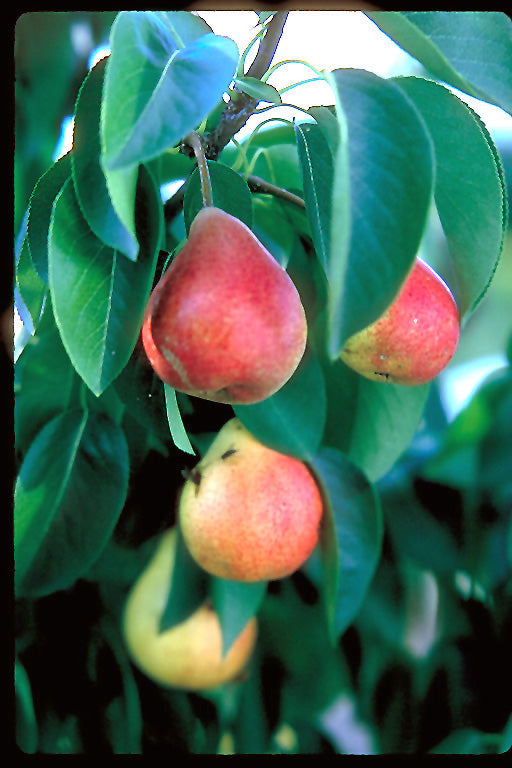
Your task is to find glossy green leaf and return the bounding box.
[15,409,129,596]
[211,577,266,656]
[367,11,512,114]
[310,447,383,642]
[164,383,195,455]
[325,69,434,356]
[234,347,327,461]
[48,166,161,396]
[183,160,253,233]
[102,13,238,171]
[323,359,430,482]
[99,12,219,257]
[295,120,344,277]
[72,56,138,260]
[26,152,72,283]
[235,76,282,104]
[396,76,507,316]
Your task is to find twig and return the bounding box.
[247,175,305,209]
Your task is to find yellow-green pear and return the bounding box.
[123,528,257,690]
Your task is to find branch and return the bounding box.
[197,11,289,161]
[165,12,290,224]
[245,12,288,80]
[247,175,305,209]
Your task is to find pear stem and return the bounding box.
[186,131,214,208]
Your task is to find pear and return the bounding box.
[178,418,324,582]
[142,207,307,404]
[341,258,459,385]
[123,528,257,690]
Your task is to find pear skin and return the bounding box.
[341,258,459,385]
[123,528,257,690]
[178,419,324,582]
[142,207,307,404]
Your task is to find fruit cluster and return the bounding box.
[124,204,460,690]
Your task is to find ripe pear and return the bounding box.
[341,258,459,385]
[178,418,324,582]
[142,206,307,404]
[123,528,257,691]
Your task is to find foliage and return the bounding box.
[14,10,512,755]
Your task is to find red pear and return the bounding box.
[341,258,460,385]
[178,418,324,582]
[142,207,307,404]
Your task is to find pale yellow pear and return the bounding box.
[123,528,257,690]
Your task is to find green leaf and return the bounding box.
[367,11,512,114]
[235,76,282,104]
[15,409,129,596]
[234,347,327,461]
[15,658,38,754]
[48,166,161,396]
[295,120,342,277]
[211,577,266,657]
[323,359,430,482]
[15,299,78,456]
[310,447,383,642]
[99,12,220,255]
[159,526,208,633]
[72,56,138,260]
[183,160,253,233]
[396,76,507,316]
[324,69,434,356]
[164,383,195,455]
[15,235,46,333]
[102,13,238,171]
[26,152,72,283]
[248,144,303,195]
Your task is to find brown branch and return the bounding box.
[165,12,290,223]
[245,12,288,80]
[247,175,305,209]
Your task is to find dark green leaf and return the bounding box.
[211,577,266,656]
[325,69,434,356]
[15,409,129,597]
[234,347,327,461]
[72,56,138,260]
[367,11,512,114]
[183,160,253,233]
[323,359,430,482]
[310,447,383,642]
[396,76,506,316]
[15,299,78,456]
[159,526,208,632]
[48,166,161,396]
[26,152,72,283]
[15,658,38,754]
[295,120,341,276]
